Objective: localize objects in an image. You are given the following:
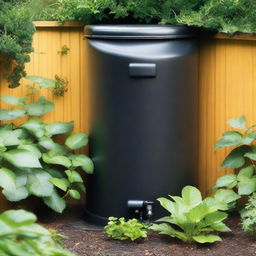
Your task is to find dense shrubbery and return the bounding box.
[0,0,35,88]
[35,0,256,34]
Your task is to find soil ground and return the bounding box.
[42,207,256,256]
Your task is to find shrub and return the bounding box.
[104,217,148,241]
[241,193,256,234]
[150,186,231,243]
[34,0,256,34]
[0,209,75,256]
[0,0,35,88]
[0,76,93,213]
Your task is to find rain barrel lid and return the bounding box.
[84,25,197,39]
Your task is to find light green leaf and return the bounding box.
[25,96,54,116]
[186,203,210,222]
[181,186,202,207]
[42,154,71,168]
[65,133,88,150]
[18,145,41,158]
[237,178,256,195]
[204,211,228,223]
[0,109,26,121]
[237,166,254,180]
[210,222,231,232]
[49,178,69,192]
[38,137,55,149]
[214,174,237,189]
[0,129,22,146]
[3,149,42,168]
[221,146,250,169]
[27,169,53,197]
[193,235,222,243]
[65,170,83,183]
[157,197,175,215]
[0,95,27,106]
[71,154,94,174]
[21,118,45,138]
[26,76,55,88]
[45,121,74,136]
[43,189,66,213]
[215,131,243,150]
[69,189,80,199]
[213,189,241,204]
[227,116,246,129]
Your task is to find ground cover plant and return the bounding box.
[150,186,233,243]
[33,0,256,34]
[0,209,75,256]
[104,217,148,241]
[0,76,93,213]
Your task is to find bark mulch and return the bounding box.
[41,207,256,256]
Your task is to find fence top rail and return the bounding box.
[33,22,256,41]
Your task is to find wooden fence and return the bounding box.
[1,23,256,210]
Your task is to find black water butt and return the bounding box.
[84,25,198,225]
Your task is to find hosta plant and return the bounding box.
[213,116,256,206]
[0,77,93,213]
[150,186,232,243]
[104,217,148,241]
[241,193,256,235]
[0,209,75,256]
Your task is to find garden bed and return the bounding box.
[43,207,256,256]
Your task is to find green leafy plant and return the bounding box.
[0,0,35,88]
[58,45,70,56]
[241,193,256,234]
[213,116,256,205]
[0,209,75,256]
[33,0,256,34]
[104,217,148,241]
[0,77,93,213]
[53,75,68,96]
[150,186,232,243]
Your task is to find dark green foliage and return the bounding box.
[35,0,256,34]
[241,193,256,234]
[0,0,35,88]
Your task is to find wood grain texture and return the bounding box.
[198,38,256,195]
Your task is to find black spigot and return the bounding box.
[127,200,154,221]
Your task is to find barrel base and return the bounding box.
[84,209,109,226]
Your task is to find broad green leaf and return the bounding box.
[75,182,86,192]
[227,116,246,129]
[156,216,175,224]
[69,189,80,199]
[193,235,221,243]
[221,145,250,169]
[0,129,22,146]
[26,76,55,88]
[18,145,41,158]
[25,96,54,116]
[3,149,42,168]
[26,169,53,197]
[43,189,66,213]
[237,165,254,180]
[245,151,256,161]
[1,209,36,224]
[65,133,88,150]
[186,203,210,222]
[42,154,71,168]
[210,222,231,232]
[214,174,237,189]
[38,137,55,150]
[0,168,16,195]
[21,118,45,138]
[47,144,68,157]
[157,197,175,214]
[49,178,69,192]
[0,109,26,121]
[237,178,256,195]
[65,170,83,183]
[203,197,228,211]
[204,211,228,223]
[45,121,74,136]
[181,186,202,207]
[0,95,27,106]
[215,131,243,150]
[213,189,241,204]
[71,154,94,174]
